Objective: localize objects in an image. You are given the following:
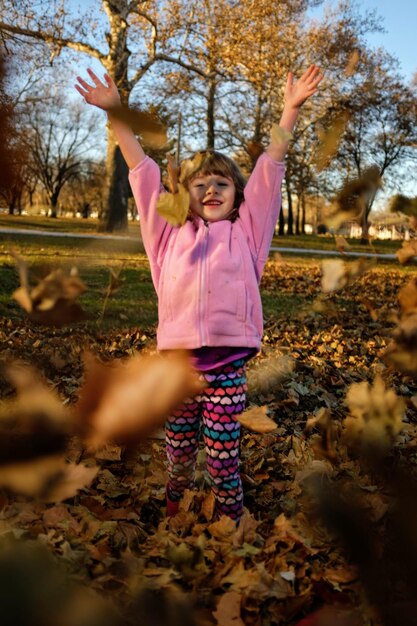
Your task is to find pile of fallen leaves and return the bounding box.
[1,259,417,626]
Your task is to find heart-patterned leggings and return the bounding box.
[165,359,247,521]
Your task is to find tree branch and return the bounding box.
[0,21,106,62]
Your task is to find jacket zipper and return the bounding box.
[199,222,209,346]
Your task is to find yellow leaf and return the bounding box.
[157,183,189,226]
[237,405,277,433]
[270,123,293,145]
[107,105,167,148]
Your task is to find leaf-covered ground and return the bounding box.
[1,258,417,626]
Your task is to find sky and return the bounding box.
[309,0,417,83]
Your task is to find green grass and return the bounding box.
[271,233,401,255]
[0,222,412,332]
[0,213,141,237]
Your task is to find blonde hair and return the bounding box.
[179,151,246,218]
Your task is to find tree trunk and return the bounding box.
[295,195,301,235]
[278,205,285,235]
[102,132,129,232]
[286,180,294,235]
[301,194,306,235]
[206,78,216,150]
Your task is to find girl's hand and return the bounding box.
[284,64,323,109]
[75,68,121,111]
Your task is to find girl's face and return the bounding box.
[188,173,236,222]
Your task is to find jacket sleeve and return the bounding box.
[128,156,173,271]
[238,152,285,274]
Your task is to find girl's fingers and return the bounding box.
[87,67,102,86]
[76,76,93,91]
[74,84,87,97]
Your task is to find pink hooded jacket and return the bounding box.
[128,153,285,351]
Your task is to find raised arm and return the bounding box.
[266,64,323,162]
[75,68,146,170]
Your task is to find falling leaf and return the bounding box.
[247,354,295,395]
[396,240,417,264]
[398,278,417,314]
[107,104,168,148]
[42,462,99,503]
[389,194,417,218]
[324,166,382,229]
[237,405,277,433]
[304,407,337,461]
[11,255,90,326]
[313,111,350,172]
[343,376,405,451]
[178,152,204,184]
[345,50,361,76]
[246,140,264,161]
[335,235,351,253]
[321,259,347,293]
[167,153,179,194]
[73,350,205,447]
[321,258,369,293]
[270,123,293,145]
[156,183,190,226]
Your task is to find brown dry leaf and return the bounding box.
[167,153,179,194]
[398,278,417,314]
[247,354,295,395]
[213,591,244,626]
[237,405,277,433]
[313,111,350,172]
[360,297,379,321]
[0,454,65,497]
[396,240,417,264]
[389,194,417,218]
[107,104,167,148]
[73,350,205,447]
[178,152,204,184]
[324,166,382,229]
[201,490,216,522]
[156,183,189,226]
[41,462,99,503]
[321,259,347,293]
[343,376,405,451]
[304,408,337,461]
[246,140,264,161]
[321,258,369,293]
[270,123,293,145]
[345,49,361,76]
[335,235,351,253]
[207,515,236,539]
[11,258,89,326]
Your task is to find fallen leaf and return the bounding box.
[213,591,244,626]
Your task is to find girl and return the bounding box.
[75,65,323,521]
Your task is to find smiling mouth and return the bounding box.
[203,200,222,206]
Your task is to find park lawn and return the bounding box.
[0,213,405,256]
[0,230,413,333]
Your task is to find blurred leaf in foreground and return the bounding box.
[11,253,90,326]
[324,166,382,229]
[321,258,369,293]
[74,350,205,447]
[0,361,97,500]
[343,376,405,453]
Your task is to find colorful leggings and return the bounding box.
[165,359,247,521]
